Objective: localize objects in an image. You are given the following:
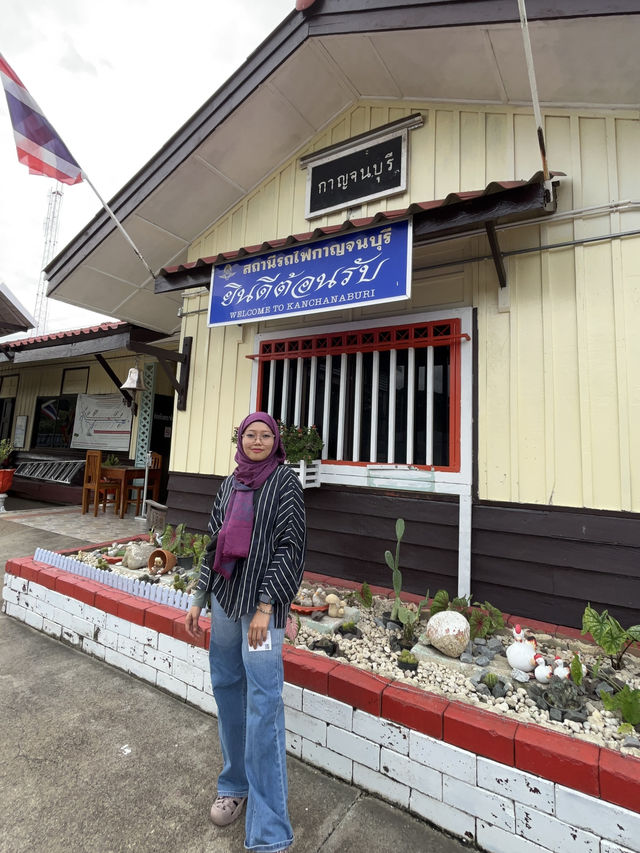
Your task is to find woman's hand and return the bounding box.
[185,605,203,640]
[248,608,271,648]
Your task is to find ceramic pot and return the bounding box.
[0,468,16,493]
[148,548,177,574]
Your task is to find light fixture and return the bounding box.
[120,358,146,414]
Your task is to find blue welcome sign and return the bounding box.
[208,219,412,327]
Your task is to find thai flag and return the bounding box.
[40,400,58,421]
[0,53,83,185]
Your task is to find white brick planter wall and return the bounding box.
[3,567,639,853]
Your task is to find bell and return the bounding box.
[121,367,146,392]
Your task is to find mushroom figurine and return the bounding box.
[553,656,570,679]
[325,593,342,618]
[533,654,553,684]
[506,624,537,672]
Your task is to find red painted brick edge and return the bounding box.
[5,556,637,814]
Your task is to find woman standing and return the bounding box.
[185,412,306,853]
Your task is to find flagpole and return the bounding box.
[517,0,550,181]
[80,172,156,279]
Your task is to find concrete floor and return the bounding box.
[0,506,472,853]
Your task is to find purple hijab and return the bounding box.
[212,412,285,579]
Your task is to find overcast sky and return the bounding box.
[0,0,295,338]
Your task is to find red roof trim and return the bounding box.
[2,321,126,350]
[160,172,560,277]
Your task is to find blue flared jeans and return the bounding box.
[209,596,292,853]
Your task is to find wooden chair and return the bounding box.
[124,452,162,516]
[81,450,121,516]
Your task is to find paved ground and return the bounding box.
[0,504,472,853]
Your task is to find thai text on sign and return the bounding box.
[208,219,412,327]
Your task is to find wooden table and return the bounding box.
[101,465,161,518]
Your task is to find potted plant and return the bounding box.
[278,422,323,488]
[0,437,16,497]
[397,648,419,673]
[157,522,211,571]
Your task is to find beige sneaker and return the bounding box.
[209,795,247,827]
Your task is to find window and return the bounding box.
[254,317,467,473]
[33,395,77,449]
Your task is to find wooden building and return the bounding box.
[40,1,640,628]
[0,323,178,502]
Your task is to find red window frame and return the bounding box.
[251,319,467,473]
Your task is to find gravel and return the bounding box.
[291,592,640,757]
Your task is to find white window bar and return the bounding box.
[336,353,347,460]
[321,354,331,460]
[267,361,275,415]
[307,356,317,427]
[426,345,434,467]
[387,348,397,463]
[370,350,379,463]
[352,351,363,461]
[406,347,415,464]
[280,359,290,423]
[294,357,303,425]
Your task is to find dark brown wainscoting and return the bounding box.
[11,479,82,505]
[165,472,640,630]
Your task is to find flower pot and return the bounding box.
[397,658,419,673]
[175,554,195,571]
[0,468,16,493]
[286,459,321,489]
[148,548,177,574]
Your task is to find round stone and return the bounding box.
[425,611,470,658]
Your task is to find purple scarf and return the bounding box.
[212,412,285,580]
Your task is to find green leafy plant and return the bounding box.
[429,590,472,617]
[278,422,324,464]
[173,575,187,592]
[397,592,430,646]
[430,590,503,640]
[103,453,121,467]
[356,581,373,609]
[570,653,584,686]
[340,621,357,633]
[0,437,14,467]
[600,684,640,727]
[482,672,498,690]
[384,518,429,644]
[398,649,418,665]
[190,533,211,568]
[468,601,505,640]
[232,421,324,465]
[385,518,405,621]
[582,604,640,670]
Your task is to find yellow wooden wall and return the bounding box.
[0,351,174,455]
[175,101,640,512]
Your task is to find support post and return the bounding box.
[457,490,472,598]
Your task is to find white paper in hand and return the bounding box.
[248,630,272,652]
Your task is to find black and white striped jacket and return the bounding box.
[192,464,306,628]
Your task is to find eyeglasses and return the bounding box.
[242,431,275,444]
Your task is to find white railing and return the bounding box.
[32,548,194,611]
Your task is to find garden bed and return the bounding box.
[294,574,640,759]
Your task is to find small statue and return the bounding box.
[312,587,327,607]
[325,593,346,618]
[150,556,164,576]
[505,624,537,673]
[533,654,553,684]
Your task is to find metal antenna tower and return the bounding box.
[33,182,64,334]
